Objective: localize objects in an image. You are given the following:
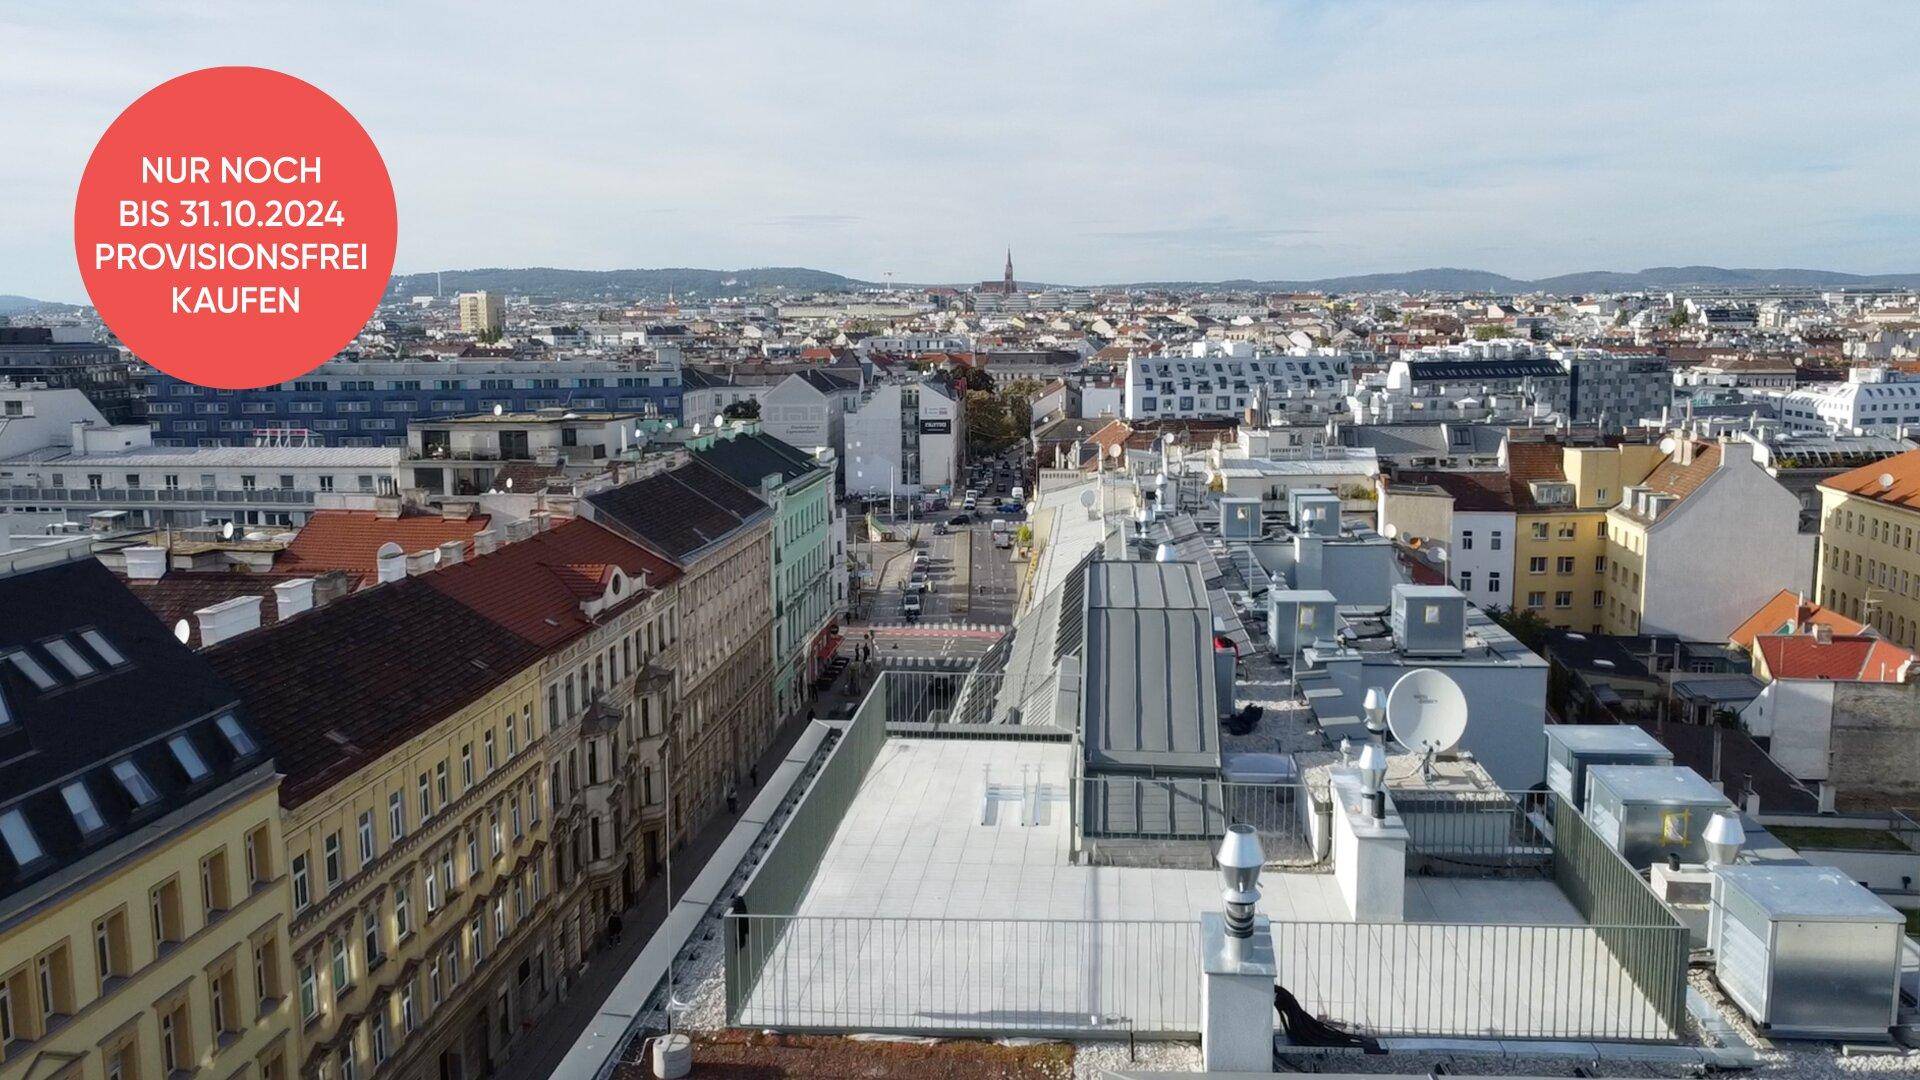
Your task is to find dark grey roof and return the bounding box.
[692,430,823,490]
[0,558,262,905]
[1083,561,1220,772]
[585,459,771,564]
[1403,357,1565,381]
[679,366,737,389]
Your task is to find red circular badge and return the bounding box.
[74,67,397,389]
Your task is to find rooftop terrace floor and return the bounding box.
[737,738,1675,1041]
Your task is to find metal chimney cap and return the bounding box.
[1216,823,1264,895]
[1154,542,1179,563]
[1703,810,1745,866]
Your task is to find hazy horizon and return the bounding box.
[9,1,1920,303]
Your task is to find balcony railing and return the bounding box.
[2,485,317,505]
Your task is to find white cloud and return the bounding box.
[7,0,1920,300]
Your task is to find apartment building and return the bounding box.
[1123,342,1351,420]
[755,369,862,453]
[692,428,840,717]
[843,378,961,498]
[583,461,777,833]
[419,519,682,970]
[205,574,552,1080]
[1815,446,1920,648]
[0,551,291,1080]
[1376,471,1516,609]
[1503,433,1665,631]
[1776,365,1920,433]
[402,409,650,497]
[0,328,141,425]
[142,359,683,449]
[455,292,504,339]
[1602,438,1816,641]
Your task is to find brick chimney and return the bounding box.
[312,570,355,607]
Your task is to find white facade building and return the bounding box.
[1775,366,1920,434]
[844,378,962,498]
[1123,341,1352,420]
[756,370,863,454]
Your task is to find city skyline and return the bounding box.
[9,2,1920,303]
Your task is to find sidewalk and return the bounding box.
[498,692,840,1078]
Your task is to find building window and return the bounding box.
[1459,530,1473,550]
[389,791,407,842]
[1554,591,1573,609]
[1531,522,1548,540]
[1528,556,1547,574]
[358,811,376,868]
[418,773,432,821]
[484,731,497,773]
[331,936,350,998]
[299,963,317,1020]
[94,910,128,989]
[200,847,231,914]
[149,879,182,945]
[436,761,449,806]
[1488,572,1502,595]
[324,832,343,888]
[1490,531,1503,550]
[1458,571,1473,592]
[1527,591,1546,608]
[461,745,474,790]
[1556,556,1575,575]
[395,883,412,939]
[292,854,310,909]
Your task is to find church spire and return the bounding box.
[1003,248,1015,295]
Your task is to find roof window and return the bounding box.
[112,759,159,806]
[169,735,210,781]
[42,638,95,679]
[6,651,58,691]
[79,629,127,667]
[0,808,43,866]
[216,713,258,757]
[62,781,105,834]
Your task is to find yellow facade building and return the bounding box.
[0,553,293,1080]
[1815,447,1920,649]
[1504,432,1664,632]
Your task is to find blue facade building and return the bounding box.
[140,358,684,446]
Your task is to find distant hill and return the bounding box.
[380,264,1920,300]
[386,266,875,301]
[0,295,82,316]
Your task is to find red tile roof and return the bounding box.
[278,509,493,584]
[1642,441,1722,501]
[1756,633,1915,682]
[1820,447,1920,514]
[1503,440,1567,512]
[419,518,678,648]
[1392,470,1515,513]
[1729,589,1867,650]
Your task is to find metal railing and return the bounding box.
[1075,776,1315,864]
[1550,796,1690,1038]
[727,915,1202,1037]
[1,485,317,505]
[1271,918,1682,1042]
[1396,788,1554,869]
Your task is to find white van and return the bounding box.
[991,518,1011,548]
[1010,485,1024,504]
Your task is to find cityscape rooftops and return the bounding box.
[1819,445,1920,511]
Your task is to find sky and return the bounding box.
[8,1,1920,302]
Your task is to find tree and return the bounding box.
[1667,306,1690,328]
[722,398,760,420]
[965,390,1014,455]
[1472,324,1507,341]
[1488,605,1553,653]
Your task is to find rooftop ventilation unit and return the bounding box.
[1388,584,1466,656]
[1268,589,1336,656]
[1543,724,1673,810]
[1584,764,1734,870]
[1710,864,1903,1040]
[1220,497,1262,540]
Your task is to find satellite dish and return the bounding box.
[1880,472,1896,491]
[1108,443,1123,460]
[1078,488,1097,509]
[1658,436,1676,455]
[173,619,191,644]
[220,521,235,540]
[692,423,702,435]
[1385,668,1468,766]
[376,541,404,560]
[1382,522,1398,539]
[493,403,504,417]
[504,477,514,490]
[714,413,725,430]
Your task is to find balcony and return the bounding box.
[2,485,316,506]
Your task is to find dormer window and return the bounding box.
[42,638,96,679]
[169,736,210,781]
[62,781,106,834]
[112,760,159,806]
[0,808,42,866]
[216,714,258,757]
[79,629,127,668]
[6,651,57,691]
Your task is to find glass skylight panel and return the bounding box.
[79,629,127,667]
[112,760,159,806]
[42,638,96,679]
[169,735,210,781]
[62,782,105,834]
[0,808,42,866]
[0,686,11,729]
[216,713,257,756]
[7,651,58,691]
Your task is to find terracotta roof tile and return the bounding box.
[1756,633,1915,682]
[1392,470,1515,513]
[420,518,678,648]
[1642,441,1722,501]
[1728,589,1866,650]
[278,509,492,584]
[1820,447,1920,514]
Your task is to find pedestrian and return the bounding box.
[726,785,738,815]
[605,912,622,948]
[749,763,760,788]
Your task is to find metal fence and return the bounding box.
[1396,789,1554,869]
[1272,918,1682,1042]
[1075,776,1315,864]
[727,914,1202,1037]
[1550,796,1690,1038]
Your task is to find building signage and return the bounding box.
[919,419,951,435]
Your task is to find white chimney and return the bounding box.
[472,529,499,556]
[273,578,316,621]
[124,545,168,581]
[196,595,263,647]
[529,510,553,533]
[406,549,439,575]
[438,539,466,565]
[376,545,408,584]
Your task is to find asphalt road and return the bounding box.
[851,518,1025,634]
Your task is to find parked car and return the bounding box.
[950,513,971,525]
[902,595,922,620]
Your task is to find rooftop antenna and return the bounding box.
[1385,668,1468,783]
